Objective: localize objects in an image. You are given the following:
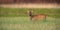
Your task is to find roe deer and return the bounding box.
[31,14,46,21]
[27,10,46,21]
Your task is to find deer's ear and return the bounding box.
[27,10,29,14]
[27,10,29,12]
[32,11,33,12]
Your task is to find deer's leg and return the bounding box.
[29,14,33,21]
[44,16,46,22]
[30,16,33,21]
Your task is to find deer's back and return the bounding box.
[32,14,46,19]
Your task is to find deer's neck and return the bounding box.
[29,12,33,17]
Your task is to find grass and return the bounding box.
[0,17,58,30]
[0,8,60,30]
[0,8,60,18]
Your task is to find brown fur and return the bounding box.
[30,14,46,21]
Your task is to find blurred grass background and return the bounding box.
[0,17,57,30]
[0,7,60,18]
[0,7,60,30]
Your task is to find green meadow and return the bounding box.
[0,8,60,18]
[0,8,60,30]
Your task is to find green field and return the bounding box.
[0,8,60,18]
[0,17,60,30]
[0,8,60,30]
